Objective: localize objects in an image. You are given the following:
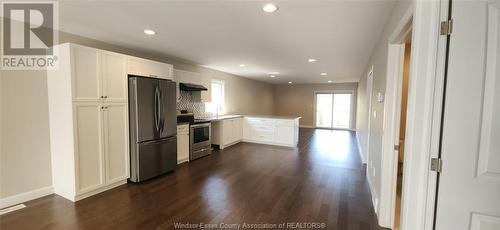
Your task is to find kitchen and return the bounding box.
[42,43,301,199]
[1,1,383,229]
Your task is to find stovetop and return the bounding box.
[193,118,212,124]
[177,113,212,125]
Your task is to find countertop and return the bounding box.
[202,114,301,121]
[244,115,302,120]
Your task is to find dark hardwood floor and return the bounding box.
[0,128,385,230]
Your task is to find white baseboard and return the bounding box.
[74,180,127,201]
[242,139,295,148]
[356,133,367,164]
[0,204,26,215]
[0,186,53,209]
[367,175,379,216]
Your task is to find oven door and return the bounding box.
[190,123,211,149]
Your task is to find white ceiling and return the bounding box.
[58,1,396,84]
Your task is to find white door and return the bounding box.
[101,52,127,102]
[435,1,500,229]
[74,103,105,193]
[103,103,129,184]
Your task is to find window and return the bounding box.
[210,79,225,114]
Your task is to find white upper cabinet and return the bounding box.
[71,46,128,102]
[127,56,173,80]
[101,52,128,102]
[72,46,100,101]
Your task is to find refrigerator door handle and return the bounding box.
[154,86,160,132]
[158,87,163,133]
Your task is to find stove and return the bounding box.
[177,113,212,161]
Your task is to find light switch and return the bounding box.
[377,92,385,103]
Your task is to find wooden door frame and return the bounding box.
[377,1,449,229]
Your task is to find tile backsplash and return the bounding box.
[176,90,211,117]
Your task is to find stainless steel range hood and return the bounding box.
[179,83,208,91]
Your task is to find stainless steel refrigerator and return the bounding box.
[128,75,177,182]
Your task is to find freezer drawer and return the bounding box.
[131,136,177,182]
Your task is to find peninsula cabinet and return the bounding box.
[212,117,243,149]
[243,117,300,147]
[47,43,130,202]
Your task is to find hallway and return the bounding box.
[0,129,383,230]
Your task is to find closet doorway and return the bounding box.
[314,92,352,129]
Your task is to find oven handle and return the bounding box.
[190,123,211,128]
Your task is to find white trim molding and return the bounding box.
[377,0,447,229]
[0,186,54,209]
[400,1,447,230]
[356,132,367,164]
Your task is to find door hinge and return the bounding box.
[430,158,443,172]
[440,19,453,36]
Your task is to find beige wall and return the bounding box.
[0,31,274,199]
[356,0,412,208]
[273,83,358,128]
[0,70,53,198]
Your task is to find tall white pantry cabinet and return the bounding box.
[47,44,131,201]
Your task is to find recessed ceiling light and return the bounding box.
[288,81,292,84]
[239,64,246,67]
[320,72,328,76]
[263,3,278,13]
[308,58,317,63]
[270,75,276,78]
[328,80,333,83]
[144,29,156,35]
[269,72,280,75]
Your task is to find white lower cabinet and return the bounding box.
[103,103,130,184]
[213,116,300,149]
[73,103,105,193]
[177,124,190,163]
[49,101,130,201]
[243,117,299,147]
[212,118,243,149]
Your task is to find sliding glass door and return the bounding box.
[315,92,352,129]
